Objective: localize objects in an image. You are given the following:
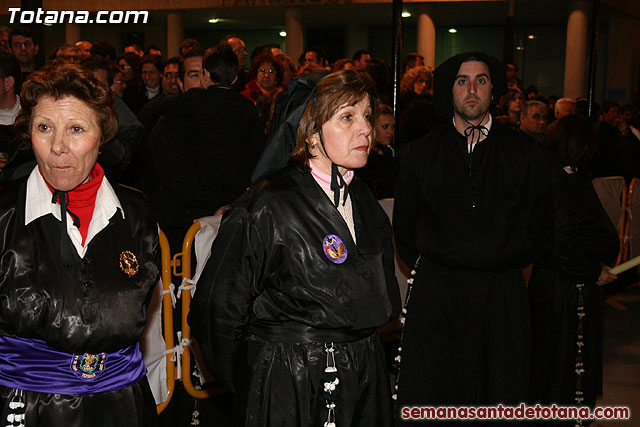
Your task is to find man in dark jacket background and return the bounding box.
[149,44,265,252]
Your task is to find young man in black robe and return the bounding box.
[393,52,553,424]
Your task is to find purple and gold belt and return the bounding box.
[0,336,146,395]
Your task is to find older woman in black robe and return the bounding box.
[189,70,400,427]
[0,64,159,426]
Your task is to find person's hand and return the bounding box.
[596,266,617,286]
[214,204,230,216]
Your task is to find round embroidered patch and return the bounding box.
[323,234,348,264]
[71,352,107,379]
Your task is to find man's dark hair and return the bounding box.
[0,51,21,89]
[148,44,161,53]
[90,41,117,62]
[141,54,164,73]
[525,85,539,96]
[164,56,184,80]
[401,53,423,72]
[83,56,117,86]
[8,27,36,47]
[203,44,238,85]
[182,48,205,60]
[433,52,508,120]
[352,49,370,62]
[305,46,327,63]
[602,100,620,113]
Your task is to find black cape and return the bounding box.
[393,121,553,421]
[189,166,401,426]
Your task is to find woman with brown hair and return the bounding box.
[397,65,433,116]
[241,53,284,104]
[496,87,525,130]
[242,53,285,132]
[0,64,159,425]
[190,70,400,427]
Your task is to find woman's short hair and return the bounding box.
[290,70,378,167]
[249,53,284,86]
[14,63,117,146]
[400,65,433,94]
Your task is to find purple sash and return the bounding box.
[0,336,146,395]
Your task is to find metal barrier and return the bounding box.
[156,229,176,414]
[156,222,226,414]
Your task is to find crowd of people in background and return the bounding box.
[2,25,638,203]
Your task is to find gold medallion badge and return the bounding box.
[119,251,139,277]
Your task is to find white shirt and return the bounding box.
[146,86,160,99]
[25,166,125,258]
[0,95,21,125]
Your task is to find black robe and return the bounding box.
[189,166,401,427]
[0,177,159,426]
[393,121,553,421]
[528,155,618,416]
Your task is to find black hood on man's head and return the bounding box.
[432,51,508,120]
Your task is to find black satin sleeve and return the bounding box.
[189,192,272,393]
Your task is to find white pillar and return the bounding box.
[285,8,304,64]
[563,0,589,98]
[167,13,184,58]
[416,5,436,69]
[65,23,81,45]
[345,24,368,58]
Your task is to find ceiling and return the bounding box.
[175,0,623,31]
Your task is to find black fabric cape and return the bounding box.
[0,177,159,426]
[393,120,553,422]
[189,166,401,427]
[528,155,618,415]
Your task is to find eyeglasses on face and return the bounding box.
[258,68,275,75]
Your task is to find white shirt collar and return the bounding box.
[0,95,21,126]
[25,166,125,258]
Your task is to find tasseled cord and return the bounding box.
[317,132,348,207]
[51,190,81,269]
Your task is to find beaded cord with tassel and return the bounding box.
[392,256,421,402]
[5,389,25,427]
[323,343,339,427]
[574,283,586,427]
